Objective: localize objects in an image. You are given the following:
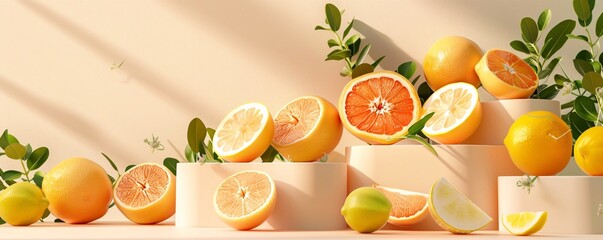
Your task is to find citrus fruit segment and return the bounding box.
[428,178,492,234]
[339,71,422,145]
[422,82,482,144]
[504,111,572,176]
[501,211,547,236]
[214,170,276,230]
[114,163,176,224]
[213,103,274,162]
[372,185,429,227]
[475,49,538,99]
[272,96,342,162]
[42,157,113,224]
[574,126,603,176]
[0,182,49,226]
[423,36,483,91]
[341,187,392,233]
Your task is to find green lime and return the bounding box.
[341,187,392,233]
[0,182,49,226]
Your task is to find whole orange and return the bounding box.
[42,157,113,224]
[423,36,483,91]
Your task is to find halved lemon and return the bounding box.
[428,178,492,234]
[422,82,482,144]
[501,211,547,236]
[214,170,277,230]
[475,49,538,99]
[372,185,430,227]
[272,96,342,162]
[213,103,274,162]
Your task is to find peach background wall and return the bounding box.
[0,0,593,220]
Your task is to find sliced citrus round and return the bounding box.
[423,36,483,91]
[339,71,422,145]
[213,103,274,162]
[475,49,538,99]
[114,163,176,224]
[372,185,429,227]
[422,82,482,144]
[428,178,492,234]
[214,170,277,230]
[502,211,547,236]
[272,96,342,162]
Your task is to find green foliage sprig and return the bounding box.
[0,130,50,224]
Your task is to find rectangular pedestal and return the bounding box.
[347,145,522,230]
[175,162,347,230]
[499,176,603,234]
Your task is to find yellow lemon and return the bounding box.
[574,126,603,176]
[0,182,49,226]
[502,211,547,236]
[341,187,392,233]
[504,111,572,176]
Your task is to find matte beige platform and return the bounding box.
[175,162,347,230]
[499,176,603,234]
[347,144,523,230]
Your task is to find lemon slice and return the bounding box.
[213,103,274,162]
[428,178,492,234]
[501,211,547,236]
[422,82,482,144]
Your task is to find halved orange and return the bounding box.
[339,71,422,145]
[422,82,482,144]
[114,163,176,224]
[475,49,538,99]
[213,103,274,162]
[373,185,430,227]
[214,170,277,230]
[272,96,342,162]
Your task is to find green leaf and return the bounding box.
[326,49,351,61]
[0,217,5,225]
[538,84,560,99]
[33,171,45,188]
[521,17,539,43]
[570,111,595,140]
[592,61,602,73]
[566,34,589,42]
[371,56,385,68]
[576,49,593,61]
[27,147,49,171]
[107,174,115,184]
[327,39,338,48]
[325,3,341,31]
[600,52,603,64]
[405,135,438,157]
[539,57,561,79]
[411,75,421,85]
[260,145,279,163]
[314,25,328,31]
[0,180,5,190]
[54,218,64,223]
[340,67,352,77]
[356,44,371,65]
[41,208,50,220]
[575,95,599,121]
[597,11,603,37]
[187,118,207,154]
[408,112,435,136]
[510,40,530,54]
[2,170,22,181]
[562,100,575,109]
[0,130,19,150]
[417,82,434,104]
[524,56,540,73]
[526,43,539,55]
[101,152,119,172]
[555,74,570,86]
[5,143,26,160]
[21,144,32,160]
[343,18,354,39]
[184,144,196,162]
[542,19,576,59]
[351,63,374,79]
[125,164,136,172]
[574,59,594,76]
[396,62,417,80]
[538,9,552,30]
[582,71,603,94]
[574,0,592,22]
[163,157,179,176]
[579,14,593,27]
[346,35,361,56]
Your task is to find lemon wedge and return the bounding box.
[428,178,492,234]
[501,211,547,236]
